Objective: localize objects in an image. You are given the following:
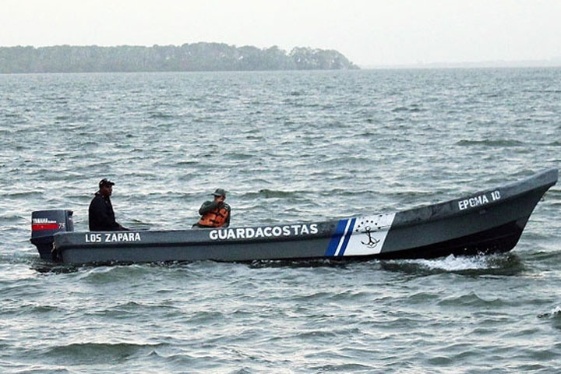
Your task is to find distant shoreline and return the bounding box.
[0,43,359,74]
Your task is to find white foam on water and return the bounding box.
[403,254,497,272]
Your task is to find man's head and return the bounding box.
[212,188,226,202]
[98,178,115,197]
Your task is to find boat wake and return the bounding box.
[538,306,561,330]
[538,306,561,319]
[380,253,524,276]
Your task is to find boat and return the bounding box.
[30,168,558,265]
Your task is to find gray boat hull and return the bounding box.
[31,168,558,265]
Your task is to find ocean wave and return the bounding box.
[46,342,168,364]
[456,139,525,147]
[2,69,561,373]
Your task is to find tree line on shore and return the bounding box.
[0,43,359,73]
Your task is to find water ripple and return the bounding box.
[1,69,561,373]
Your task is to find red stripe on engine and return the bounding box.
[32,223,60,231]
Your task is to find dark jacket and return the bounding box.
[88,192,126,231]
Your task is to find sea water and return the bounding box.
[1,68,560,373]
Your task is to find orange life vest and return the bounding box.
[197,206,229,227]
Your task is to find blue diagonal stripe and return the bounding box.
[325,218,355,257]
[337,218,356,257]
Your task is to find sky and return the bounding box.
[2,0,561,67]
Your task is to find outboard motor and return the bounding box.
[30,210,74,260]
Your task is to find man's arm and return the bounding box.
[90,198,112,223]
[223,204,231,227]
[199,200,220,215]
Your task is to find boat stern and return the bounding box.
[30,210,74,260]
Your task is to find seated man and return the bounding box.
[88,178,128,231]
[193,188,231,228]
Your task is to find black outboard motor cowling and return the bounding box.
[30,210,74,260]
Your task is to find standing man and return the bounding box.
[193,188,231,228]
[89,178,128,231]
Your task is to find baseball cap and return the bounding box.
[211,188,226,197]
[99,178,115,188]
